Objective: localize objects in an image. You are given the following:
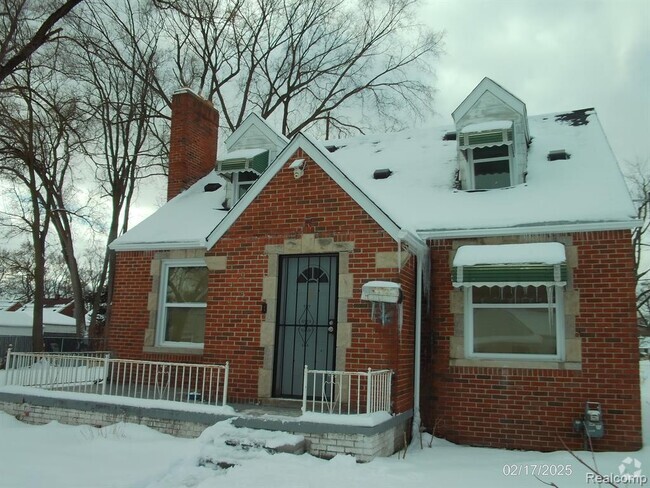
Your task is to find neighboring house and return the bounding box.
[0,299,78,353]
[109,78,642,454]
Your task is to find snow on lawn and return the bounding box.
[1,362,649,488]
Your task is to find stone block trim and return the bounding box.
[110,149,417,413]
[258,234,355,398]
[424,230,642,452]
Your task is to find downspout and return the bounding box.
[413,254,423,438]
[397,230,427,439]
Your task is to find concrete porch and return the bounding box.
[0,388,411,461]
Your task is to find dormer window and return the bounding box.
[452,79,531,191]
[467,144,512,189]
[233,171,257,201]
[459,121,514,190]
[216,148,270,203]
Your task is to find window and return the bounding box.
[233,171,258,201]
[465,285,564,359]
[458,126,514,190]
[158,260,208,347]
[469,145,512,189]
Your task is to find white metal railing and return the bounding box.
[104,358,229,406]
[301,366,392,415]
[3,348,229,407]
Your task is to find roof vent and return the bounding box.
[547,150,570,161]
[443,131,457,141]
[373,169,392,180]
[204,182,222,192]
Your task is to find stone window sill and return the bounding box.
[143,346,204,356]
[449,358,581,370]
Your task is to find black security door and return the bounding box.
[273,255,338,398]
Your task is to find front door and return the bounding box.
[273,254,338,398]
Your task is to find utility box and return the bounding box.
[573,402,604,439]
[361,281,403,328]
[361,281,403,303]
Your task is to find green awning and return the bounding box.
[217,148,269,174]
[451,243,567,288]
[452,264,567,287]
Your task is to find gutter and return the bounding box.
[417,219,641,240]
[109,241,207,252]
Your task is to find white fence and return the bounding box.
[3,349,229,407]
[301,366,392,415]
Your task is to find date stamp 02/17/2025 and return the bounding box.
[502,464,573,478]
[502,458,649,486]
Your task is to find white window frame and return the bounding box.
[233,171,257,201]
[467,143,513,190]
[157,259,207,348]
[464,285,565,361]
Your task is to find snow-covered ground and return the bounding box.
[1,361,649,488]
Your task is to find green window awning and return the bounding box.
[459,120,513,148]
[217,148,269,174]
[452,243,567,288]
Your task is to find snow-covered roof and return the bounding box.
[459,120,513,133]
[111,172,230,251]
[0,307,76,336]
[218,148,267,160]
[452,243,566,267]
[0,300,20,311]
[110,108,637,251]
[326,110,636,237]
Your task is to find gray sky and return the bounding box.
[423,0,650,167]
[130,0,649,225]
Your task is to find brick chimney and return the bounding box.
[167,88,219,201]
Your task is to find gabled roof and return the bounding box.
[224,113,288,151]
[110,172,230,251]
[452,77,530,143]
[452,77,526,122]
[110,104,637,251]
[326,110,636,238]
[205,132,417,249]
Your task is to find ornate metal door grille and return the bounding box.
[273,254,338,398]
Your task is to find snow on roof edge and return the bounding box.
[453,242,566,267]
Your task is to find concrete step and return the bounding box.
[207,420,306,455]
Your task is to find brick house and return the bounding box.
[109,78,642,455]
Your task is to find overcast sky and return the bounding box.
[423,0,649,167]
[129,0,649,225]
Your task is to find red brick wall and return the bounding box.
[167,90,218,201]
[205,150,415,409]
[110,150,415,412]
[423,230,642,451]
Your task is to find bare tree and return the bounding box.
[154,0,442,137]
[0,85,53,350]
[627,159,650,325]
[0,0,84,84]
[0,243,80,301]
[0,243,37,301]
[65,0,167,332]
[0,54,89,343]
